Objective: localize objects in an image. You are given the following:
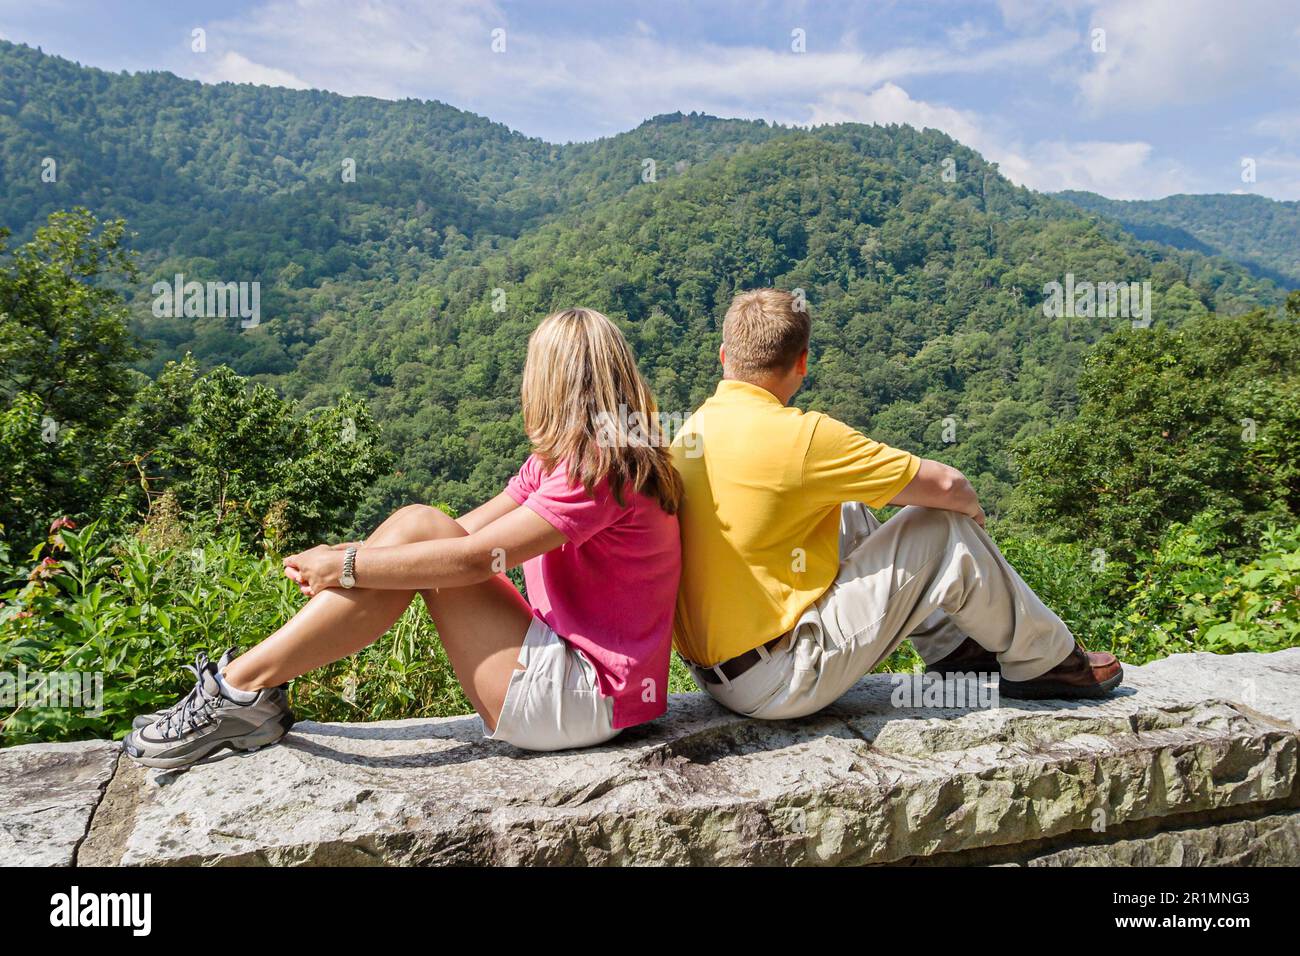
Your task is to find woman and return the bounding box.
[123,308,683,768]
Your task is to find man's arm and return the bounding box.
[888,458,986,527]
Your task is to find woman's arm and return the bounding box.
[285,506,566,595]
[454,491,520,534]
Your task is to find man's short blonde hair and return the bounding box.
[722,289,810,376]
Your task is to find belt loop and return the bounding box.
[755,644,771,662]
[711,665,732,689]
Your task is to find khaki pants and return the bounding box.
[689,503,1076,720]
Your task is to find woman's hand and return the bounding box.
[283,544,345,597]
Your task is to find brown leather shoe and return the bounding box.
[925,637,998,676]
[999,644,1123,699]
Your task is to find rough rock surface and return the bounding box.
[0,740,119,866]
[7,648,1300,866]
[1023,810,1300,866]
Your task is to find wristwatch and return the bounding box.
[340,546,358,589]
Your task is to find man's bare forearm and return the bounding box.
[888,459,986,526]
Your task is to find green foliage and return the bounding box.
[100,360,394,551]
[0,521,472,744]
[1010,309,1300,561]
[0,210,141,544]
[1060,190,1300,287]
[1,207,393,555]
[1111,512,1300,663]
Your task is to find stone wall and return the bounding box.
[3,648,1298,866]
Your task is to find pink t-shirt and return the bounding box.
[505,454,680,729]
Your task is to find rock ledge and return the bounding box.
[3,648,1298,866]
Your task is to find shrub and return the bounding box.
[1113,512,1300,663]
[0,520,469,744]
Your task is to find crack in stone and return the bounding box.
[71,748,120,867]
[7,649,1298,867]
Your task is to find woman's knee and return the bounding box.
[369,504,464,546]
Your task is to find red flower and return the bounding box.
[49,517,77,534]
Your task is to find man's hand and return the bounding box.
[283,544,345,597]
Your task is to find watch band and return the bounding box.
[341,546,358,588]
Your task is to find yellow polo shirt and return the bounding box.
[670,379,920,666]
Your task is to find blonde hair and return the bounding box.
[521,308,682,514]
[722,288,810,376]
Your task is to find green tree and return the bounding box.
[1009,307,1300,562]
[104,362,393,551]
[0,210,140,544]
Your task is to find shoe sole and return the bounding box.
[999,667,1124,700]
[122,711,295,770]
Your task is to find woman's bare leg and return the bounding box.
[223,504,533,731]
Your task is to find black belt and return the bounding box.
[685,633,787,685]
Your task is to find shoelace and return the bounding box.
[158,652,224,738]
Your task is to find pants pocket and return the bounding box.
[790,623,824,697]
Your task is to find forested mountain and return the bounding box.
[5,40,1299,744]
[0,39,1290,531]
[1059,190,1300,288]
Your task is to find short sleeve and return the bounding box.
[505,454,543,505]
[802,416,921,508]
[510,456,620,546]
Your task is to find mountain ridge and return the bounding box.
[0,38,1289,529]
[1058,189,1300,287]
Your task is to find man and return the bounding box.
[670,289,1121,720]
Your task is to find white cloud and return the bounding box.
[807,84,986,146]
[1250,150,1300,200]
[190,0,1077,134]
[802,82,1195,199]
[1076,0,1299,114]
[199,51,311,90]
[1254,111,1300,143]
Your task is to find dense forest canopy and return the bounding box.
[3,40,1289,533]
[2,40,1297,744]
[1059,190,1300,289]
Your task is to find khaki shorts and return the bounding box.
[484,616,621,752]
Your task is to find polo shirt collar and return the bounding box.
[714,378,783,406]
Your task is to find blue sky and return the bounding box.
[4,0,1300,200]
